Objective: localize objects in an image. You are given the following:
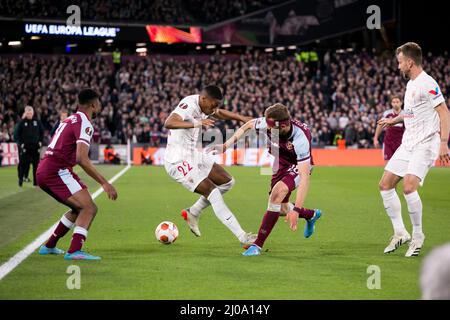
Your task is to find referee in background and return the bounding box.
[15,106,44,187]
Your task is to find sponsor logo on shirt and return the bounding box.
[179,103,188,109]
[428,87,439,95]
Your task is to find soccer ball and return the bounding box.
[155,221,179,244]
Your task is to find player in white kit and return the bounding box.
[164,85,257,247]
[378,42,449,257]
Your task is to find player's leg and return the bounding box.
[186,163,234,217]
[379,170,411,253]
[403,174,423,230]
[194,177,253,245]
[243,181,289,256]
[403,174,425,257]
[63,189,100,260]
[39,209,78,255]
[379,170,405,233]
[402,140,438,257]
[279,173,321,238]
[37,170,80,255]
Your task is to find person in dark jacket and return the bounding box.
[13,112,30,182]
[15,106,44,187]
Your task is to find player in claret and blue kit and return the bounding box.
[36,89,118,261]
[211,103,322,256]
[373,95,405,161]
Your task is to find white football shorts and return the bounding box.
[164,152,216,192]
[385,133,440,185]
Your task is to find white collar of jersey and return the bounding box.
[76,110,90,120]
[411,70,426,82]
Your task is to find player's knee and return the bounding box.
[85,202,98,217]
[403,175,419,194]
[270,186,288,203]
[219,177,235,193]
[379,179,393,191]
[196,178,216,198]
[403,182,417,195]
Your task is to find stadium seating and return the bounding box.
[1,51,449,147]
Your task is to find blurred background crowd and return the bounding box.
[1,50,449,148]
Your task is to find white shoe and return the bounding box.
[405,233,425,257]
[239,232,257,248]
[181,209,201,237]
[384,232,411,254]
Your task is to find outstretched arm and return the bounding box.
[212,108,252,123]
[164,113,215,129]
[378,114,404,128]
[209,119,256,153]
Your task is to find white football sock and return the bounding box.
[189,178,235,217]
[73,226,88,237]
[207,188,245,240]
[189,196,209,217]
[61,214,75,229]
[404,191,423,236]
[380,189,407,235]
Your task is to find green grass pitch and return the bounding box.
[0,165,449,299]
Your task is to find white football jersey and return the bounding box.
[402,71,445,150]
[165,94,209,163]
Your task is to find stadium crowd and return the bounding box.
[1,50,449,148]
[0,0,284,24]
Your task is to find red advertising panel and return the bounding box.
[146,25,201,43]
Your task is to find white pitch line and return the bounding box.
[0,164,131,281]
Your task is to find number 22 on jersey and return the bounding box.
[177,161,193,176]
